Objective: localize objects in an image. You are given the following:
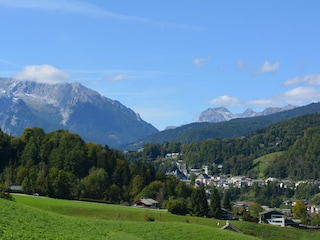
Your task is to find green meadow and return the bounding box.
[0,195,319,239]
[253,151,285,178]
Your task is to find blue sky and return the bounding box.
[1,0,320,130]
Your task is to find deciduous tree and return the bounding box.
[292,200,307,222]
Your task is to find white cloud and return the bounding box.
[193,57,210,67]
[279,87,320,105]
[0,0,203,31]
[209,86,320,110]
[14,64,69,84]
[247,98,277,107]
[256,61,279,74]
[0,0,118,17]
[209,95,277,108]
[107,74,128,81]
[0,59,20,67]
[209,95,240,106]
[283,74,320,86]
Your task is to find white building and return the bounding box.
[259,210,285,227]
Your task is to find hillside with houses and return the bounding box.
[124,114,320,227]
[167,158,320,228]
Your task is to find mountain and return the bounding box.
[198,105,296,123]
[0,78,158,147]
[124,102,320,149]
[198,107,234,122]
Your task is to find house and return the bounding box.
[9,185,23,192]
[190,168,201,175]
[265,177,279,184]
[134,198,158,209]
[195,173,211,186]
[169,169,187,181]
[259,210,285,227]
[234,201,255,211]
[307,204,320,215]
[229,176,248,188]
[248,179,264,187]
[219,208,233,220]
[165,152,179,159]
[279,180,293,189]
[283,200,292,206]
[221,220,243,234]
[230,176,246,184]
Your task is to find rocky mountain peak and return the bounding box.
[198,105,297,123]
[0,78,158,147]
[198,107,233,122]
[243,108,255,115]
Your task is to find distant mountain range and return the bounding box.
[0,78,158,147]
[124,102,320,150]
[2,78,320,150]
[197,105,296,123]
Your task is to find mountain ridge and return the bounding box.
[0,78,158,147]
[197,105,297,123]
[124,102,320,150]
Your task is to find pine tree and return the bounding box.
[209,187,221,217]
[189,185,209,217]
[222,191,232,211]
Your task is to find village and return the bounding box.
[165,153,320,228]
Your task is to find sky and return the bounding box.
[1,0,320,130]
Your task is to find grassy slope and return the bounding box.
[253,152,285,178]
[1,196,257,240]
[4,195,320,240]
[232,221,320,240]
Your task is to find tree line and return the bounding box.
[0,128,158,204]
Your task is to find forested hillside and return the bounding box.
[264,126,320,180]
[136,113,320,179]
[125,102,320,149]
[0,128,158,203]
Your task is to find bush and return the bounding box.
[242,211,258,223]
[167,199,188,215]
[144,211,155,221]
[0,186,15,201]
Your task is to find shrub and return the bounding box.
[166,199,188,215]
[0,186,15,201]
[144,211,155,221]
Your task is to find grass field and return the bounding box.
[1,195,257,240]
[1,194,319,239]
[253,151,285,178]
